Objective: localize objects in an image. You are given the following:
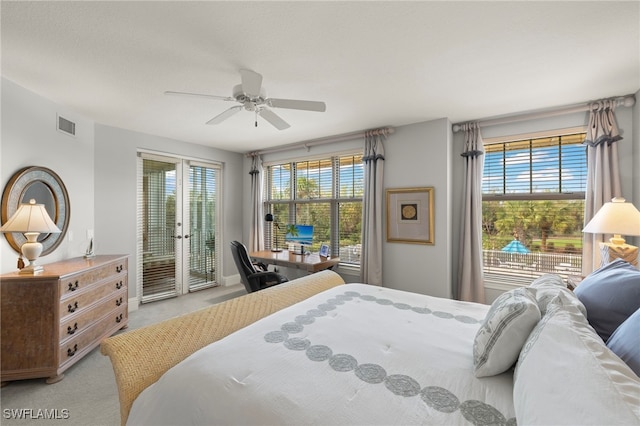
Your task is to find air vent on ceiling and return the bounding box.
[57,115,76,137]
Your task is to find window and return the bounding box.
[482,132,587,283]
[264,153,364,266]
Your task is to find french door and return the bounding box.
[137,152,222,303]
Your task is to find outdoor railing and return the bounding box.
[483,249,582,280]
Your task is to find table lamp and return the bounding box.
[0,199,61,274]
[583,197,640,268]
[264,213,282,252]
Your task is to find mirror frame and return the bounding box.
[1,166,70,256]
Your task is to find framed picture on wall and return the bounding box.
[386,187,434,244]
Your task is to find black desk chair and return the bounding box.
[230,241,288,293]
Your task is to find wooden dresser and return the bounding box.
[1,255,128,385]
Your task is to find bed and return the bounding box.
[101,265,640,426]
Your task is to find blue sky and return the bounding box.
[271,162,364,198]
[483,144,586,194]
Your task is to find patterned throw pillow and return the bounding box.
[529,274,586,316]
[473,287,541,377]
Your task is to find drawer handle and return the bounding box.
[67,281,79,292]
[67,322,78,335]
[68,301,79,313]
[115,313,123,323]
[115,280,123,290]
[116,265,123,273]
[67,344,78,357]
[115,297,123,307]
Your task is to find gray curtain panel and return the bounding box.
[361,130,386,285]
[582,100,623,275]
[457,122,485,303]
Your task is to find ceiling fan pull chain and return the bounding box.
[255,110,258,127]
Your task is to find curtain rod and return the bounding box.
[246,127,395,157]
[452,94,636,133]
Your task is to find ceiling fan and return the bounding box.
[165,69,326,130]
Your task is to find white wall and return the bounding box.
[382,118,453,298]
[0,78,245,302]
[94,125,244,300]
[633,89,640,229]
[4,76,637,304]
[1,78,95,273]
[242,119,455,298]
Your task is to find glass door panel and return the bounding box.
[140,157,180,302]
[185,163,220,291]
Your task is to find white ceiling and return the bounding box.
[2,1,638,154]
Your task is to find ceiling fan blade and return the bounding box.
[165,91,234,102]
[240,69,263,98]
[258,108,290,130]
[268,98,326,112]
[206,106,242,125]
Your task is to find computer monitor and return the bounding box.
[285,224,314,246]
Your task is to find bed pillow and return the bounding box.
[514,292,640,425]
[574,259,640,341]
[529,274,586,316]
[473,287,540,377]
[607,307,640,377]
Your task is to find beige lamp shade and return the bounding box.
[583,197,640,268]
[583,197,640,241]
[0,199,61,234]
[0,199,61,274]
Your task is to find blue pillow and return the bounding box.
[574,259,640,342]
[607,307,640,377]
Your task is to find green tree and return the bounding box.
[296,176,320,199]
[494,200,533,246]
[482,201,501,249]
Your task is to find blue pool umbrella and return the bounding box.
[501,239,530,254]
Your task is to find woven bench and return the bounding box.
[100,270,346,425]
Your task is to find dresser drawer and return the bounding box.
[59,277,127,320]
[1,255,128,384]
[59,259,127,298]
[59,304,128,368]
[59,288,128,341]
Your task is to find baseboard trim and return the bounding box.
[128,297,140,312]
[223,273,241,287]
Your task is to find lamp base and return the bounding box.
[599,242,638,268]
[19,264,44,275]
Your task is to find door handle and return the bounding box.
[184,234,190,239]
[173,235,182,239]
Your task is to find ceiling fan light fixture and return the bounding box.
[166,69,325,130]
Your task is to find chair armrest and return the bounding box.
[247,271,284,281]
[253,261,268,271]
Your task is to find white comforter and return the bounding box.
[128,284,516,425]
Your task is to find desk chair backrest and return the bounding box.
[230,240,257,292]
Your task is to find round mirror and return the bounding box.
[22,181,57,242]
[1,166,70,255]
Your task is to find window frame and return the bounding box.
[263,150,364,268]
[481,130,587,284]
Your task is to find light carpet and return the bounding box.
[0,284,246,426]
